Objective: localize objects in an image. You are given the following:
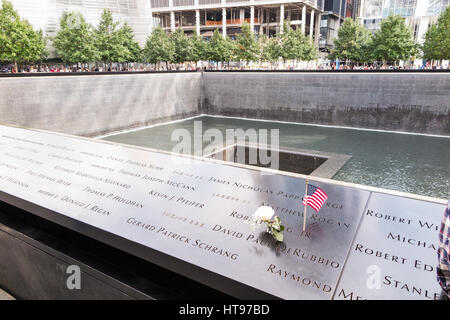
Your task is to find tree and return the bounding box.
[20,21,48,64]
[53,11,99,64]
[95,9,126,68]
[279,20,317,66]
[302,33,318,62]
[281,27,300,62]
[329,18,372,64]
[422,6,450,62]
[117,23,141,63]
[223,35,236,68]
[371,15,417,64]
[279,20,298,64]
[143,27,174,69]
[279,20,294,64]
[234,22,259,64]
[258,34,269,61]
[206,29,233,68]
[189,32,207,64]
[359,35,375,63]
[422,23,440,61]
[292,28,317,61]
[0,0,48,70]
[260,35,281,62]
[170,28,192,64]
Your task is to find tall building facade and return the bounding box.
[359,0,449,43]
[8,0,153,46]
[151,0,324,42]
[319,0,347,50]
[318,0,358,51]
[8,0,325,50]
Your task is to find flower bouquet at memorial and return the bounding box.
[253,205,285,242]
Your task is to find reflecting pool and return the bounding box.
[101,116,450,200]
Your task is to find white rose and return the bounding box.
[254,206,275,222]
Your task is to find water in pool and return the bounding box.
[101,116,450,200]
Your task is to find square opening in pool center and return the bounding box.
[205,144,351,178]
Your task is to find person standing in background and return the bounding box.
[437,200,450,300]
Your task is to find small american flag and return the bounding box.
[302,184,328,212]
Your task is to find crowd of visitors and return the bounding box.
[0,61,447,73]
[0,63,149,73]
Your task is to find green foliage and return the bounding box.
[261,36,282,62]
[53,11,99,63]
[422,23,439,60]
[143,27,174,65]
[359,36,375,63]
[95,9,126,64]
[279,20,317,62]
[294,28,318,61]
[263,216,285,242]
[279,21,294,61]
[21,21,48,63]
[117,23,142,62]
[223,36,236,62]
[258,34,269,61]
[303,36,318,61]
[0,0,48,64]
[329,18,372,63]
[280,29,297,61]
[371,15,417,63]
[205,30,223,62]
[170,28,192,63]
[54,10,140,64]
[189,32,207,62]
[282,19,291,36]
[206,30,233,63]
[422,6,450,61]
[234,22,259,63]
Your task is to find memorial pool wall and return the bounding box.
[0,72,203,137]
[0,71,449,136]
[202,72,450,136]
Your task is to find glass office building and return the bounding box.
[9,0,153,46]
[359,0,449,43]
